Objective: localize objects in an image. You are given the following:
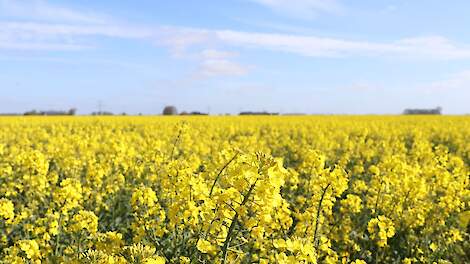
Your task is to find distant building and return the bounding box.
[403,107,442,115]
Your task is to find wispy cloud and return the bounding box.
[341,82,383,93]
[3,20,470,61]
[423,70,470,92]
[194,49,250,78]
[215,30,401,57]
[197,59,249,77]
[0,0,106,23]
[0,21,153,38]
[215,31,470,60]
[148,26,470,61]
[0,21,153,51]
[233,18,324,34]
[396,36,470,60]
[154,27,214,57]
[2,0,470,62]
[247,0,343,18]
[200,49,238,60]
[0,40,87,51]
[0,0,146,51]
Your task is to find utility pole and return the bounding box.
[98,100,103,115]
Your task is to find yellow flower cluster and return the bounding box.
[367,215,395,247]
[0,115,469,263]
[70,210,99,234]
[0,198,15,221]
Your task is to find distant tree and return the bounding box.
[163,106,178,115]
[24,110,38,116]
[403,107,442,115]
[68,108,77,115]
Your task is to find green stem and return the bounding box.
[77,233,81,259]
[221,180,257,264]
[54,214,63,257]
[169,125,183,160]
[373,181,383,216]
[209,152,238,197]
[314,183,331,249]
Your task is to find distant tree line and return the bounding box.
[162,106,208,116]
[91,111,114,116]
[0,105,449,116]
[403,107,442,115]
[24,108,77,116]
[239,111,279,115]
[162,106,283,116]
[180,111,208,116]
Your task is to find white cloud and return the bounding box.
[194,49,249,78]
[0,0,106,23]
[198,59,250,77]
[248,0,343,18]
[200,49,238,60]
[215,30,470,59]
[234,18,323,34]
[396,36,470,60]
[344,70,470,94]
[425,70,470,92]
[0,22,153,38]
[342,82,383,92]
[1,1,470,62]
[149,26,470,61]
[0,40,87,51]
[215,30,403,57]
[0,0,150,51]
[154,27,214,57]
[3,19,470,61]
[0,21,154,51]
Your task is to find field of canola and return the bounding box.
[0,116,469,264]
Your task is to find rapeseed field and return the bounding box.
[0,116,469,263]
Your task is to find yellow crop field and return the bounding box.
[0,116,469,263]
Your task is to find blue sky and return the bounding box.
[1,0,470,114]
